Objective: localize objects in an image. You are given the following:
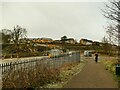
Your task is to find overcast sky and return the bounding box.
[0,1,109,42]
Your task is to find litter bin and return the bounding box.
[116,64,120,76]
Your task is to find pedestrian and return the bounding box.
[95,52,98,63]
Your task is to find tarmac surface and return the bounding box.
[63,56,118,88]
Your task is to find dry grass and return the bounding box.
[100,55,120,87]
[100,56,118,74]
[44,61,86,88]
[2,62,85,88]
[2,64,60,88]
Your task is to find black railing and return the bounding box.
[0,52,80,75]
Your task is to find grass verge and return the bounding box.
[2,61,86,88]
[44,61,86,88]
[100,57,120,88]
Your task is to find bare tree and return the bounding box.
[102,36,113,55]
[11,25,27,57]
[102,0,120,43]
[102,0,120,63]
[1,29,12,44]
[61,36,67,41]
[103,0,120,21]
[11,25,27,44]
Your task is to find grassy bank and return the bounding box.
[100,56,120,87]
[2,61,86,88]
[44,61,86,88]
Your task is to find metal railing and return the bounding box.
[0,52,80,75]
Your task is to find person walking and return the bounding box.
[95,52,98,63]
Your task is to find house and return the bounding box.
[25,38,41,43]
[65,38,76,44]
[92,41,100,46]
[80,39,93,45]
[53,40,62,43]
[41,38,53,43]
[25,38,53,43]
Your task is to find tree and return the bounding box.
[102,0,120,44]
[1,25,27,44]
[11,25,27,57]
[1,25,27,58]
[11,25,27,44]
[61,36,67,41]
[102,0,120,63]
[1,29,12,44]
[102,36,108,44]
[102,36,113,55]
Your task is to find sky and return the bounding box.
[0,2,2,30]
[0,0,109,42]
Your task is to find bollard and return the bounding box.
[116,64,120,76]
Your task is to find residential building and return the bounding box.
[80,39,93,45]
[25,38,53,43]
[41,38,53,43]
[65,38,76,44]
[53,40,62,43]
[92,41,100,46]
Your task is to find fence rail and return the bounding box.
[0,51,80,88]
[0,52,80,75]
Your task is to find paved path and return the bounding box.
[64,56,118,88]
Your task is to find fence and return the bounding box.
[0,51,80,88]
[0,52,80,75]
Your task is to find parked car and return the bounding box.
[84,50,92,57]
[48,49,63,58]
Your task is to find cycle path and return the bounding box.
[63,57,118,88]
